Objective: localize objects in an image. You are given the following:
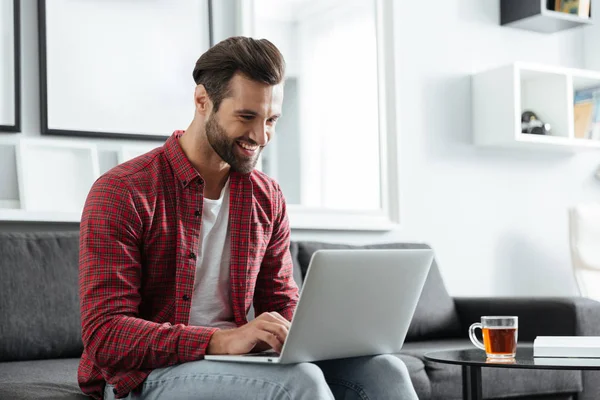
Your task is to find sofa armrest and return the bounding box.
[454,297,600,342]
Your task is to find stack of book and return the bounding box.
[534,336,600,358]
[574,86,600,141]
[554,0,591,18]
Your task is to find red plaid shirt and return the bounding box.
[78,131,299,399]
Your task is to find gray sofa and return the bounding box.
[1,232,599,400]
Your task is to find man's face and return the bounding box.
[205,73,283,174]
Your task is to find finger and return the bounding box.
[268,311,291,328]
[254,329,282,353]
[250,341,271,353]
[258,312,291,329]
[261,321,289,342]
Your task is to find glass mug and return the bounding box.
[469,316,518,359]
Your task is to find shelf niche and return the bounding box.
[472,62,600,152]
[501,0,593,33]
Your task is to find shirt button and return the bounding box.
[183,180,187,186]
[189,252,197,260]
[182,295,190,301]
[113,388,118,395]
[194,210,200,217]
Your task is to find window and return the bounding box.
[248,0,398,229]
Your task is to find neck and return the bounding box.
[179,118,231,199]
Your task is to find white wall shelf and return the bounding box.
[0,210,81,223]
[500,0,593,33]
[0,136,164,224]
[472,62,600,152]
[16,139,100,213]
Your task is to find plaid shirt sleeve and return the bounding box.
[79,175,218,372]
[252,183,299,321]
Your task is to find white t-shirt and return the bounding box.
[188,179,237,329]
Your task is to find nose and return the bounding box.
[250,121,269,147]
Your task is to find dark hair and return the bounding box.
[192,36,285,111]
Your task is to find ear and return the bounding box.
[194,85,212,116]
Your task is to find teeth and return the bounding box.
[238,141,258,151]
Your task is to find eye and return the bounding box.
[240,115,254,121]
[267,117,279,124]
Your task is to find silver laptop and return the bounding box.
[204,248,433,364]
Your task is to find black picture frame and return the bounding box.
[0,0,21,133]
[37,0,213,141]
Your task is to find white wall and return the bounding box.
[7,0,600,298]
[584,0,600,70]
[293,0,600,298]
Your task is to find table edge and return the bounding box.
[423,351,600,370]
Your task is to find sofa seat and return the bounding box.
[0,358,88,400]
[400,339,582,400]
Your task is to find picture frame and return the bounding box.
[0,0,21,132]
[118,144,161,164]
[16,139,100,213]
[38,0,212,140]
[0,138,20,209]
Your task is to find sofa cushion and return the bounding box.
[295,241,462,341]
[401,339,583,400]
[289,241,303,288]
[0,358,88,399]
[0,232,83,361]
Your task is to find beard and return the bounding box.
[205,116,262,174]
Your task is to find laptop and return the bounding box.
[204,248,433,364]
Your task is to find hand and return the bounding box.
[206,312,291,355]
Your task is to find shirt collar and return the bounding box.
[164,130,203,189]
[164,130,250,189]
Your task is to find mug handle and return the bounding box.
[468,322,486,351]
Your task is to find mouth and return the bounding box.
[236,140,260,157]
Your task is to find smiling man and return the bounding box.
[78,36,418,400]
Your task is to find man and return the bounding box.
[79,36,418,400]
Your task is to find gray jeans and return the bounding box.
[104,354,418,400]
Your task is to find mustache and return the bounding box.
[235,138,261,147]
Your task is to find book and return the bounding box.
[555,0,583,15]
[555,0,591,17]
[574,101,593,139]
[534,356,600,367]
[578,0,591,17]
[574,86,600,103]
[574,86,600,140]
[534,336,600,358]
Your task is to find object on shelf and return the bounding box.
[0,137,168,223]
[555,0,591,18]
[521,111,552,135]
[580,0,592,17]
[574,86,600,140]
[500,0,593,33]
[574,100,594,138]
[16,140,99,214]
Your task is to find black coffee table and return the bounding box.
[425,345,600,400]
